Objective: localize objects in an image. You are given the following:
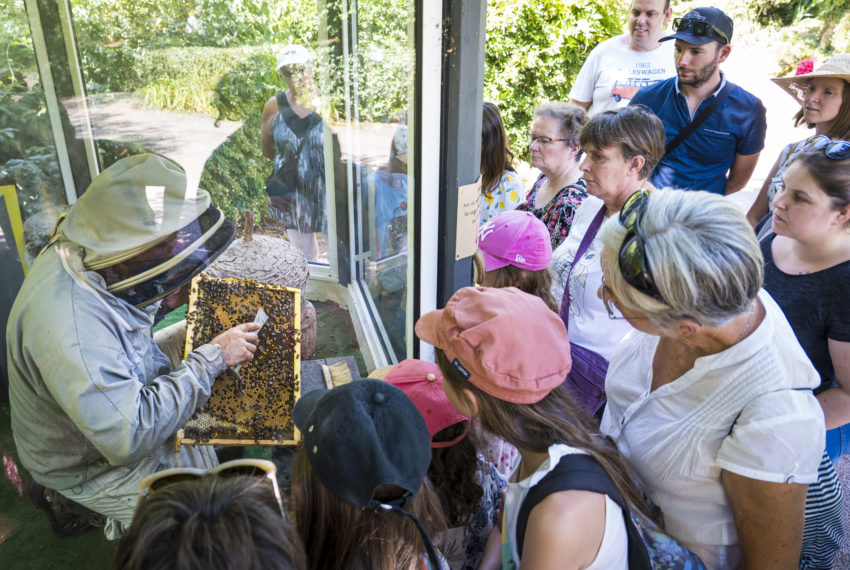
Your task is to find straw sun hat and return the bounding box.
[772,54,850,105]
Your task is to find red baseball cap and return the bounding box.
[415,287,571,404]
[478,210,552,271]
[385,359,470,448]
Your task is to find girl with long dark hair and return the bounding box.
[290,380,447,570]
[417,287,653,569]
[386,359,505,570]
[480,102,523,224]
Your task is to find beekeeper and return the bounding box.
[6,154,260,538]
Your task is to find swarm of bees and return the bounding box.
[180,276,302,446]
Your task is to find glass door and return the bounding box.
[2,0,422,368]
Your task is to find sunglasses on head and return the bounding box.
[616,191,703,324]
[138,459,286,520]
[618,190,665,303]
[803,135,850,160]
[672,17,729,44]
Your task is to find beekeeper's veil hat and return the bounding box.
[56,153,235,307]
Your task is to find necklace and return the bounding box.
[732,302,756,345]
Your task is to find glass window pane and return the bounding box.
[8,0,417,363]
[0,0,70,265]
[348,0,414,361]
[69,0,339,266]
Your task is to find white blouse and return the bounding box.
[502,443,628,569]
[601,290,825,569]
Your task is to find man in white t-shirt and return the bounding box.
[569,0,675,116]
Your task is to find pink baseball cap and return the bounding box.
[415,287,571,404]
[385,359,470,448]
[478,210,552,271]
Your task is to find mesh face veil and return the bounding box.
[98,207,235,307]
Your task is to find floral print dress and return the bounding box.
[480,170,524,225]
[516,174,588,249]
[436,455,506,570]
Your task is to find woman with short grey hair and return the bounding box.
[598,188,830,569]
[600,188,762,329]
[516,102,588,248]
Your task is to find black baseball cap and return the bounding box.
[292,379,431,511]
[661,7,733,46]
[293,380,442,567]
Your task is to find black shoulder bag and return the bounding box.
[664,82,731,157]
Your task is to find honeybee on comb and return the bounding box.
[179,275,302,448]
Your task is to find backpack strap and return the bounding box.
[515,454,652,569]
[275,91,288,109]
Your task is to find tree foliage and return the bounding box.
[70,0,411,124]
[746,0,850,28]
[485,0,626,159]
[4,0,628,223]
[68,0,626,154]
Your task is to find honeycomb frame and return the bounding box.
[177,275,301,448]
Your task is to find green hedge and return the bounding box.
[71,0,409,124]
[133,46,279,117]
[199,116,271,222]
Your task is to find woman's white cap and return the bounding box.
[276,45,312,71]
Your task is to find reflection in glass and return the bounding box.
[11,0,417,362]
[347,0,415,360]
[0,1,69,262]
[261,45,329,264]
[364,125,409,359]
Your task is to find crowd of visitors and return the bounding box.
[7,2,850,569]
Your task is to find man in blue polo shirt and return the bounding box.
[630,7,766,195]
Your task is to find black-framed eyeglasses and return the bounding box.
[527,133,566,146]
[600,275,651,321]
[672,17,729,44]
[618,190,665,303]
[138,459,287,521]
